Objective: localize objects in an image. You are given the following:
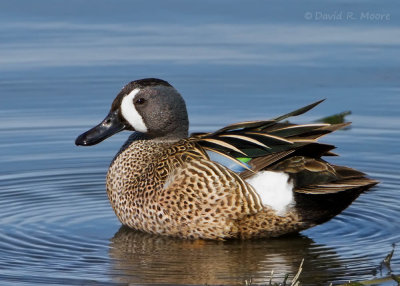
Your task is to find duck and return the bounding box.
[75,78,378,239]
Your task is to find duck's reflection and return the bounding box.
[109,226,346,285]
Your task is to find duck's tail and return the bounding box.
[237,165,377,239]
[292,165,378,226]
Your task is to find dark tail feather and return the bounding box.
[294,174,378,225]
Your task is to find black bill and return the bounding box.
[75,110,126,146]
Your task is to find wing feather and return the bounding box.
[189,100,376,196]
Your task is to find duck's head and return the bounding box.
[75,78,189,146]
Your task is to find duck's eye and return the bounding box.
[135,98,146,105]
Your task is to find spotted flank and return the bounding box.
[76,78,378,239]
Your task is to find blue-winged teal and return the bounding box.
[76,78,377,239]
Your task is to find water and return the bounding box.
[0,0,399,285]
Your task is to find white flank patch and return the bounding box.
[246,171,294,215]
[121,88,148,133]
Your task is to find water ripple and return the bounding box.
[0,82,399,285]
[0,158,398,285]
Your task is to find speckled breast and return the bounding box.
[105,138,202,235]
[106,139,166,231]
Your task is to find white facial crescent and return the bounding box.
[120,88,148,133]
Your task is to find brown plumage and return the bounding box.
[76,78,378,239]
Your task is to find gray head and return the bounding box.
[75,78,189,146]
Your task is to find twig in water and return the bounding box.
[268,270,274,285]
[290,259,304,286]
[245,277,252,286]
[383,244,396,266]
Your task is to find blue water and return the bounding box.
[1,1,399,285]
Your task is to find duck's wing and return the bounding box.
[191,100,378,195]
[191,100,340,172]
[270,156,378,193]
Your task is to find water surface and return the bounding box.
[0,1,399,285]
